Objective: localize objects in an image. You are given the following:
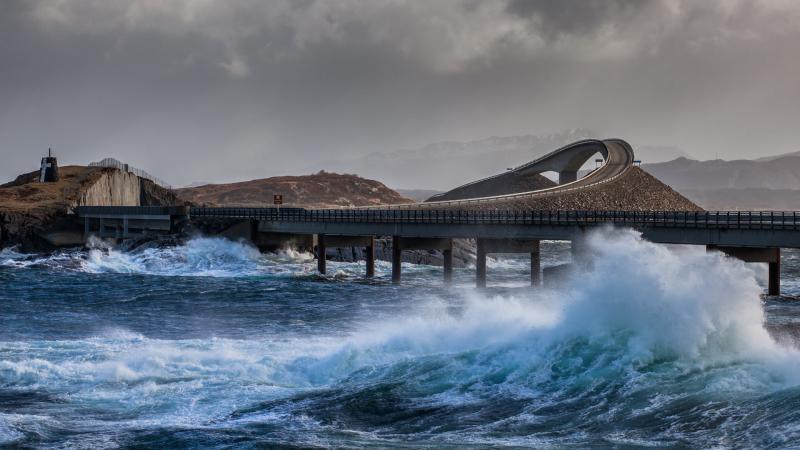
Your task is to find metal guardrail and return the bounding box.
[188,207,800,231]
[75,206,186,216]
[89,158,173,189]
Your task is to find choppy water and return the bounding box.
[2,229,800,448]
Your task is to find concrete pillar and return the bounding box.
[476,238,487,288]
[366,236,375,278]
[571,233,590,269]
[707,246,781,296]
[123,217,129,237]
[443,240,454,283]
[84,217,90,237]
[169,206,191,234]
[531,243,541,286]
[392,235,402,284]
[99,219,105,237]
[769,249,781,296]
[559,170,577,184]
[317,234,327,275]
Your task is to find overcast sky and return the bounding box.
[1,0,799,186]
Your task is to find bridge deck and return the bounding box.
[75,206,800,248]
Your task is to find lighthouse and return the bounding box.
[39,148,59,182]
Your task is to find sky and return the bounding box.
[1,0,799,186]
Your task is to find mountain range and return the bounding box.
[643,153,800,210]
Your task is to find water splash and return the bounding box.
[2,228,800,446]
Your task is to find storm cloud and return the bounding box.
[1,0,799,186]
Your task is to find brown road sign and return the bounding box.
[273,194,283,205]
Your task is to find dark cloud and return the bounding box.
[505,0,644,38]
[0,0,798,186]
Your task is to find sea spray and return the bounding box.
[2,228,800,446]
[82,237,269,276]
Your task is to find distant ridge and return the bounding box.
[644,154,800,190]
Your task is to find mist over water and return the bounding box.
[2,230,800,447]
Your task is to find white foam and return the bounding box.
[2,227,799,440]
[292,227,800,390]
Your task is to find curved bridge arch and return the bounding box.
[514,139,609,184]
[421,138,634,206]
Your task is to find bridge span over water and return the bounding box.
[76,206,795,295]
[72,138,794,295]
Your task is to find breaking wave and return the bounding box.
[2,228,799,446]
[1,237,320,278]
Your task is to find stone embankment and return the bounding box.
[437,167,703,211]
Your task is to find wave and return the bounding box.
[2,228,799,446]
[0,237,322,278]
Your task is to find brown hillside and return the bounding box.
[176,171,413,208]
[0,166,106,214]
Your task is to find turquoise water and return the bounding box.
[1,229,800,448]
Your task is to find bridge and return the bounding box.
[390,138,634,208]
[72,138,795,295]
[76,206,795,294]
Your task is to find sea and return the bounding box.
[2,228,800,448]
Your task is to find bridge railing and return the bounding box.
[187,207,800,230]
[75,206,186,216]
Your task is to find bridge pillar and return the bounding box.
[366,237,375,278]
[392,236,402,284]
[532,245,541,286]
[316,234,375,278]
[770,254,781,296]
[317,234,327,275]
[475,238,540,287]
[392,237,453,284]
[169,206,191,233]
[476,239,487,288]
[559,170,578,184]
[443,240,454,283]
[707,246,781,296]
